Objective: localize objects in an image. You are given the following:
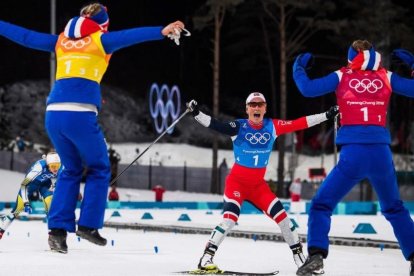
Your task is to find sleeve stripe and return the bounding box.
[306,113,327,127]
[335,70,343,81]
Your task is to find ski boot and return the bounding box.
[197,243,219,273]
[296,254,324,276]
[76,225,107,246]
[291,243,306,267]
[48,228,68,254]
[410,256,414,276]
[0,215,14,239]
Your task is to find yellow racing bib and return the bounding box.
[55,31,111,83]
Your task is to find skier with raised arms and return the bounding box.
[293,40,414,276]
[0,2,187,253]
[187,92,338,274]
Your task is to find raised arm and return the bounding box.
[187,100,240,136]
[101,20,185,54]
[274,106,338,136]
[0,20,57,52]
[390,49,414,97]
[293,53,340,97]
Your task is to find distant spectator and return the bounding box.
[152,185,165,202]
[8,136,28,152]
[108,184,119,201]
[108,146,121,185]
[15,136,27,152]
[289,178,302,202]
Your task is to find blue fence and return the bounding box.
[1,200,414,215]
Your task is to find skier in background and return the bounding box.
[187,92,338,273]
[0,152,62,239]
[0,2,187,253]
[293,40,414,276]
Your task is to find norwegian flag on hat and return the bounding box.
[348,45,381,71]
[64,5,109,39]
[64,16,105,39]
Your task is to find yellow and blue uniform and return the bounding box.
[0,18,164,232]
[0,159,61,237]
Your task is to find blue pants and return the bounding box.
[308,144,414,260]
[45,111,110,232]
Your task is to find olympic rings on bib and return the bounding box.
[349,78,383,93]
[60,37,91,50]
[149,83,181,134]
[245,132,271,145]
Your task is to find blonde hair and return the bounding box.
[80,3,102,17]
[352,40,372,51]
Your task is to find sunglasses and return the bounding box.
[48,163,61,171]
[247,102,266,108]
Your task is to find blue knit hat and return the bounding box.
[90,5,109,27]
[80,4,109,30]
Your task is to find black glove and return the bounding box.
[325,105,339,120]
[186,100,199,116]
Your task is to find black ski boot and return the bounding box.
[410,256,414,276]
[48,229,68,254]
[76,225,107,246]
[296,254,324,276]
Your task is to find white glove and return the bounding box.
[167,28,191,46]
[186,100,199,116]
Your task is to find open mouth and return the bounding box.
[254,113,261,118]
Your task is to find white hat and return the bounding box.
[46,152,61,164]
[246,92,266,104]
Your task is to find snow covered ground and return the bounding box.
[0,169,413,275]
[0,220,409,276]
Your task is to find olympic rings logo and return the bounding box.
[60,37,91,49]
[349,78,383,93]
[245,132,271,144]
[149,83,181,134]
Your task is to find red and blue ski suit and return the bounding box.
[293,51,414,260]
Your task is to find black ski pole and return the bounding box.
[110,108,191,185]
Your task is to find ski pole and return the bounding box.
[110,108,192,185]
[333,113,339,165]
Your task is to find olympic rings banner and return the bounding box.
[149,83,181,134]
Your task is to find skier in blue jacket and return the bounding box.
[0,2,186,253]
[0,152,62,239]
[293,40,414,276]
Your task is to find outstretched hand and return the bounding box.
[293,53,314,73]
[162,20,191,45]
[186,100,199,116]
[326,105,339,120]
[392,49,414,69]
